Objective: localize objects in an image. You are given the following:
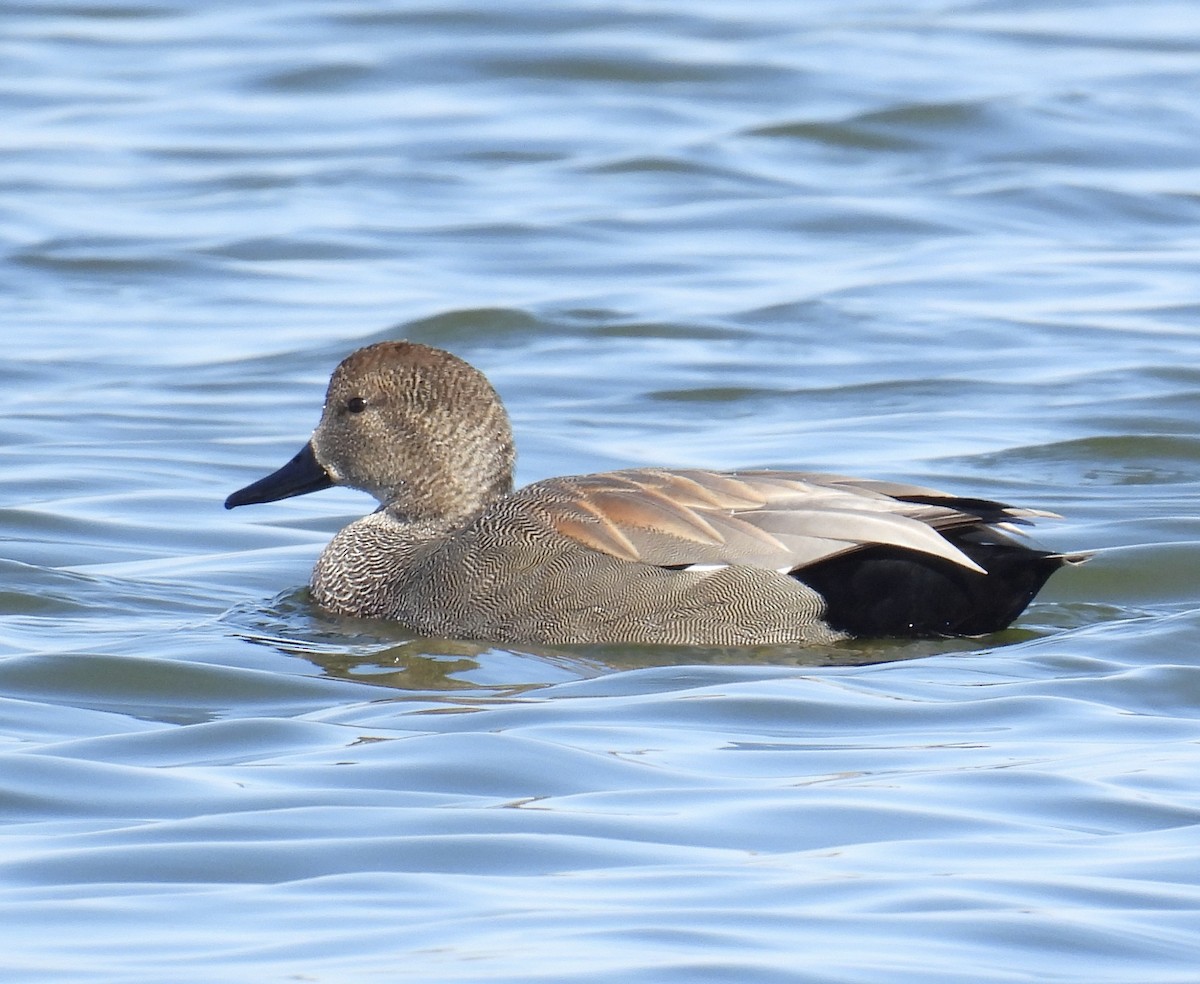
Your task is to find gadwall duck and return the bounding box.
[226,341,1086,646]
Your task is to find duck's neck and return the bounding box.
[377,453,514,527]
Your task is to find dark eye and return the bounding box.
[346,396,367,414]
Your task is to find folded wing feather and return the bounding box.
[523,468,1037,575]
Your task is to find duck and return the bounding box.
[225,340,1087,646]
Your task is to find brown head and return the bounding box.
[225,341,516,523]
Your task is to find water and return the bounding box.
[4,1,1200,980]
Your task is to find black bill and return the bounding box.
[225,442,334,509]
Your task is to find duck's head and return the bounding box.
[225,341,516,523]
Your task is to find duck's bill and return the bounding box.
[225,442,334,509]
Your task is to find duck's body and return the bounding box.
[226,341,1085,646]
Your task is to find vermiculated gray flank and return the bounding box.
[226,342,1087,646]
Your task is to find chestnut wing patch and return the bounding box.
[528,469,999,574]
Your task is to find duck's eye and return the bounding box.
[346,396,367,414]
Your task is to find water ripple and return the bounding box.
[4,0,1200,981]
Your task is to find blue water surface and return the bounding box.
[3,1,1200,981]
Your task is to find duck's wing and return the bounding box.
[519,468,1055,575]
[783,471,1060,521]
